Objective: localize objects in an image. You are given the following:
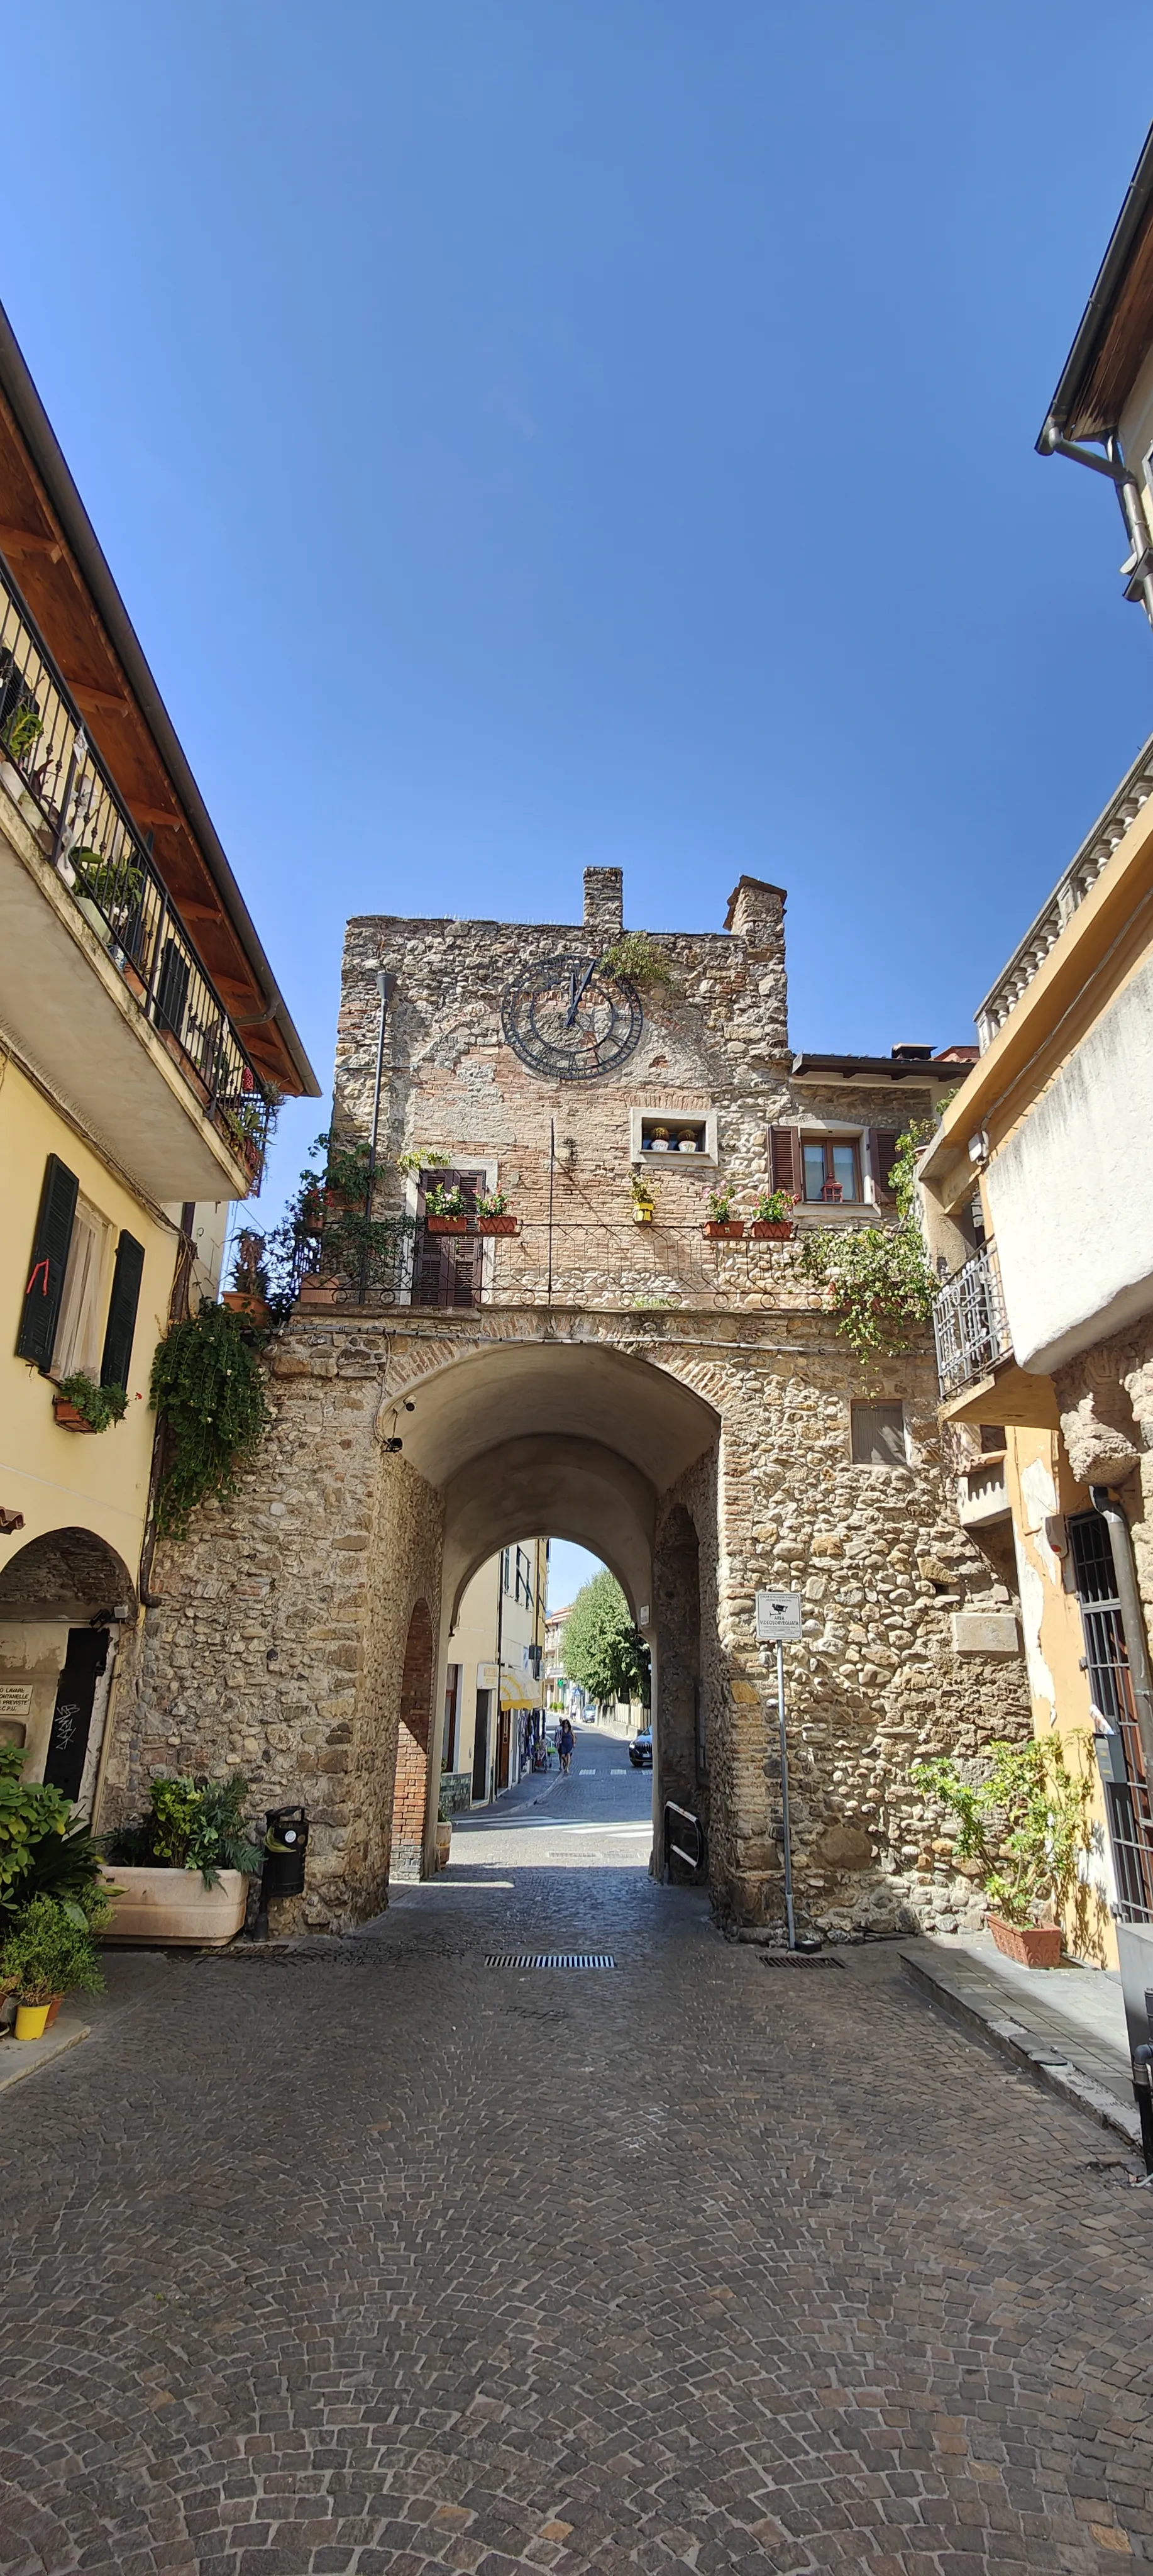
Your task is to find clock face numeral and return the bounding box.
[500,952,643,1082]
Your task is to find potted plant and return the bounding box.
[751,1187,798,1241]
[425,1184,468,1233]
[911,1736,1096,1967]
[0,1894,105,2040]
[223,1229,271,1323]
[100,1773,262,1945]
[631,1175,656,1226]
[53,1374,128,1434]
[474,1191,517,1235]
[703,1189,744,1240]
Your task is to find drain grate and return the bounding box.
[759,1951,842,1968]
[486,1953,616,1970]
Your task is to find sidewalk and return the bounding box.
[901,1931,1142,2153]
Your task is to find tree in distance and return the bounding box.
[561,1571,650,1711]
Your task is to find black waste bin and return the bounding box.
[254,1806,309,1935]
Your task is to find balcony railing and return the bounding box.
[0,550,272,1189]
[312,1214,825,1314]
[932,1246,1012,1399]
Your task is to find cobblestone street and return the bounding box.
[2,1729,1151,2576]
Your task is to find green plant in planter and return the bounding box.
[631,1174,656,1206]
[799,1120,936,1356]
[74,852,145,918]
[911,1736,1097,1945]
[426,1183,466,1216]
[0,1894,104,2006]
[706,1188,735,1222]
[599,931,679,992]
[150,1302,272,1537]
[4,702,43,762]
[397,1148,450,1176]
[104,1772,262,1888]
[753,1186,797,1224]
[57,1372,128,1431]
[0,1747,108,1923]
[473,1191,508,1218]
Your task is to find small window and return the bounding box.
[978,1424,1006,1453]
[851,1401,907,1467]
[802,1138,861,1203]
[641,1117,707,1155]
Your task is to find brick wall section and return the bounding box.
[390,1598,434,1882]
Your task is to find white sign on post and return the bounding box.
[755,1588,803,1644]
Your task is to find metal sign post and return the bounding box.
[756,1589,802,1951]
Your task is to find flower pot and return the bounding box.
[223,1292,270,1323]
[988,1914,1062,1969]
[14,2002,51,2040]
[751,1221,797,1241]
[97,1864,250,1946]
[703,1221,744,1240]
[43,1995,64,2028]
[53,1396,97,1433]
[632,1205,655,1226]
[426,1215,467,1233]
[77,894,111,947]
[475,1216,517,1235]
[298,1275,338,1306]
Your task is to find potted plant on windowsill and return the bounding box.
[99,1774,262,1946]
[631,1175,657,1226]
[425,1184,468,1233]
[750,1187,798,1241]
[0,1894,106,2040]
[222,1229,271,1323]
[702,1189,743,1240]
[910,1736,1097,1968]
[53,1374,128,1435]
[473,1191,517,1235]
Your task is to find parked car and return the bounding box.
[629,1727,652,1768]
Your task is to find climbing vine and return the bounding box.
[799,1120,937,1357]
[150,1303,272,1537]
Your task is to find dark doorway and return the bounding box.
[43,1628,109,1803]
[472,1687,491,1799]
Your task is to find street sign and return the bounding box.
[756,1588,803,1643]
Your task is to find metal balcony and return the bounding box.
[932,1246,1012,1399]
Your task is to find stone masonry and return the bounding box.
[111,869,1033,1935]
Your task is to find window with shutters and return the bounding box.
[16,1155,79,1368]
[801,1137,862,1204]
[851,1401,908,1467]
[101,1232,145,1389]
[52,1197,114,1380]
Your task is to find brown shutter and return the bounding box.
[866,1128,901,1206]
[769,1126,802,1197]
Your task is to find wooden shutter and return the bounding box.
[866,1128,901,1205]
[101,1230,145,1389]
[16,1154,78,1367]
[769,1126,802,1197]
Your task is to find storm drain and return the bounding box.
[486,1953,616,1970]
[759,1950,842,1968]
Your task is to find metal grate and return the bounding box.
[1069,1511,1153,1924]
[485,1953,615,1969]
[759,1950,842,1967]
[932,1245,1012,1397]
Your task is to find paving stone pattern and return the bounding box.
[2,1737,1152,2575]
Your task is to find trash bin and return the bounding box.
[254,1806,308,1936]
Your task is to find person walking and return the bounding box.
[557,1716,575,1775]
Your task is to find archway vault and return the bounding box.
[443,1435,656,1626]
[394,1338,720,1494]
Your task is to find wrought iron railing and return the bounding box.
[932,1245,1012,1397]
[0,550,272,1187]
[319,1214,829,1313]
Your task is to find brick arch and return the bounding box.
[390,1596,435,1883]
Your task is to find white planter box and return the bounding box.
[99,1865,249,1945]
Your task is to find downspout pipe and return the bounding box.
[359,970,395,1303]
[1040,420,1153,628]
[1090,1485,1153,1782]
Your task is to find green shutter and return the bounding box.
[101,1231,145,1389]
[16,1155,78,1367]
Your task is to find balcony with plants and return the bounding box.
[0,552,274,1201]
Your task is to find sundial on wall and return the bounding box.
[500,952,643,1082]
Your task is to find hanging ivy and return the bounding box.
[150,1303,272,1538]
[798,1120,939,1357]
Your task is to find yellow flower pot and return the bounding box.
[632,1204,654,1225]
[14,2001,51,2040]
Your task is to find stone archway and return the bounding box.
[390,1598,434,1882]
[0,1526,136,1804]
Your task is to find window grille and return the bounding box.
[1069,1511,1153,1924]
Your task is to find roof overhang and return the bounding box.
[0,299,319,1099]
[1039,120,1153,445]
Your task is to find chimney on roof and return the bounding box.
[583,868,623,945]
[891,1043,933,1061]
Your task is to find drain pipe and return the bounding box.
[1040,420,1153,627]
[1090,1485,1153,1781]
[359,969,395,1302]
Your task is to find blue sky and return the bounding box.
[4,3,1152,1246]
